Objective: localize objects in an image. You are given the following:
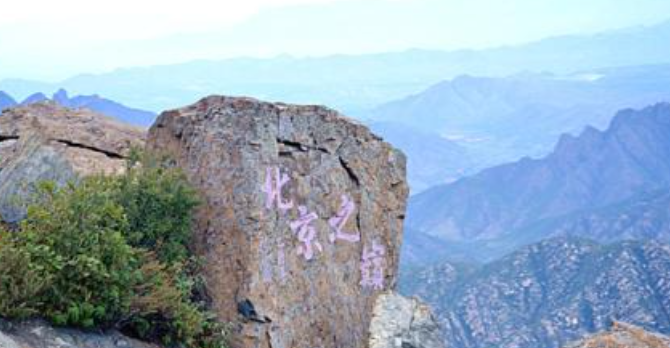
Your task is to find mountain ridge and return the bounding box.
[370,64,670,167]
[401,237,670,348]
[0,89,155,127]
[3,20,670,113]
[404,103,670,261]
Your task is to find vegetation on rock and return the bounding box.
[0,151,228,348]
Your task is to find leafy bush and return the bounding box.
[19,179,139,328]
[0,233,51,318]
[115,154,199,265]
[0,153,228,348]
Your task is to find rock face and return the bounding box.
[368,292,446,348]
[0,102,145,223]
[147,96,409,348]
[0,319,159,348]
[564,322,670,348]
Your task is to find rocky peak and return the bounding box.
[609,103,670,131]
[0,91,16,111]
[406,103,670,258]
[147,95,409,348]
[52,88,70,106]
[21,92,49,105]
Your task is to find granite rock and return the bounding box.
[368,292,446,348]
[0,102,145,223]
[147,96,409,348]
[564,322,670,348]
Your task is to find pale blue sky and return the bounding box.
[1,0,670,81]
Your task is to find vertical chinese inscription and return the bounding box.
[260,166,385,291]
[263,166,293,213]
[328,194,360,243]
[290,206,323,261]
[360,241,385,290]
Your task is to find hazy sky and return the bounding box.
[1,0,670,81]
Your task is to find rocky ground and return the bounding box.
[0,320,158,348]
[564,322,670,348]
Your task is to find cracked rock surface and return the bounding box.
[368,292,446,348]
[147,96,409,348]
[0,102,145,223]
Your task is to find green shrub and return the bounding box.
[0,232,51,318]
[115,155,199,265]
[19,179,139,328]
[0,153,228,348]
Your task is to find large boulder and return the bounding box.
[147,96,409,348]
[0,102,145,223]
[0,319,159,348]
[368,292,446,348]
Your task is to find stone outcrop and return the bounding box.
[0,102,145,223]
[368,292,446,348]
[147,96,409,348]
[563,322,670,348]
[0,319,159,348]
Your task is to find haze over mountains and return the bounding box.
[4,21,670,192]
[370,64,670,169]
[405,103,670,262]
[0,89,156,126]
[369,122,474,192]
[2,19,670,114]
[0,92,15,110]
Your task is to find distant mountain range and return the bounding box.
[405,103,670,263]
[2,20,670,191]
[0,89,156,127]
[1,88,471,192]
[369,122,474,192]
[401,237,670,348]
[2,20,670,114]
[370,64,670,167]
